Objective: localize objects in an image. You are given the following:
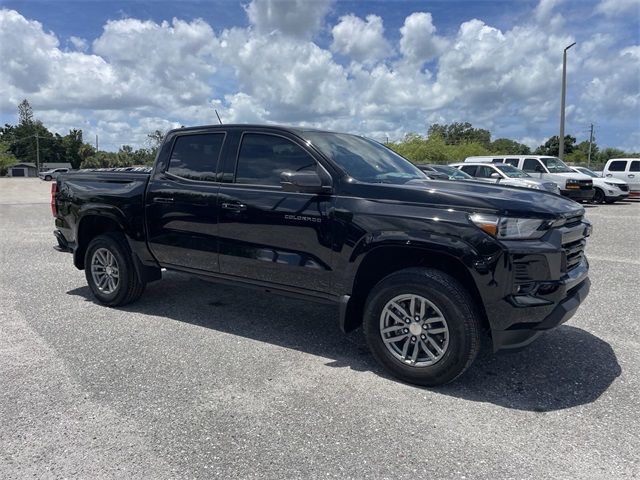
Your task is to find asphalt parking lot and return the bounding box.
[1,178,638,479]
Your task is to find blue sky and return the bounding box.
[1,0,638,151]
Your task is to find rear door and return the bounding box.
[604,160,628,182]
[626,161,640,192]
[145,130,226,272]
[216,129,336,296]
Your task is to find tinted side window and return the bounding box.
[629,161,640,172]
[523,159,543,173]
[608,161,626,172]
[476,166,495,178]
[459,165,477,176]
[236,134,316,186]
[492,158,504,163]
[504,159,519,167]
[168,134,224,181]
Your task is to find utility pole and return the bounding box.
[35,133,40,173]
[559,42,576,160]
[95,134,99,151]
[587,123,594,168]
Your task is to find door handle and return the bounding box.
[221,201,247,211]
[628,174,635,178]
[153,197,174,204]
[605,174,612,177]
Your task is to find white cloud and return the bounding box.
[399,12,447,65]
[0,3,638,151]
[69,36,87,51]
[331,14,392,64]
[595,0,640,17]
[245,0,333,38]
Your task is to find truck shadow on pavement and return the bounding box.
[68,271,621,413]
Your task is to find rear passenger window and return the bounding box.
[608,161,627,172]
[235,134,316,186]
[168,134,224,181]
[523,159,543,173]
[459,166,477,176]
[630,161,640,172]
[492,158,503,163]
[504,159,518,167]
[476,166,495,178]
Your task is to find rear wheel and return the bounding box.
[84,233,145,306]
[363,268,481,386]
[593,188,605,204]
[44,175,52,181]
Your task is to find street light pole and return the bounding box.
[559,42,576,160]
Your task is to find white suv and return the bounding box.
[602,158,640,199]
[569,166,629,204]
[38,168,69,181]
[451,162,560,193]
[465,156,594,202]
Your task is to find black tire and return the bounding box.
[604,198,617,204]
[45,175,52,181]
[363,268,481,386]
[593,188,605,204]
[84,233,145,306]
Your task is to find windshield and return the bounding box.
[494,163,530,178]
[575,167,598,178]
[302,132,427,184]
[540,157,572,173]
[431,165,473,179]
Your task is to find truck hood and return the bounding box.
[353,179,584,219]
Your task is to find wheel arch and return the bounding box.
[74,213,125,269]
[341,245,488,334]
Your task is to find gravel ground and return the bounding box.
[1,178,638,479]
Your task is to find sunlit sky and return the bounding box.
[1,0,638,151]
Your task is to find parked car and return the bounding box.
[465,156,594,201]
[52,125,591,386]
[39,168,69,181]
[417,164,473,180]
[602,158,640,199]
[451,162,560,193]
[569,166,629,203]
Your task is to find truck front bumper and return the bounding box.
[561,188,594,201]
[491,275,590,351]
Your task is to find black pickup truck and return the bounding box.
[53,124,591,386]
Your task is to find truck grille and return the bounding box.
[564,213,583,228]
[578,180,592,190]
[563,238,586,271]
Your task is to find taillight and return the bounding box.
[51,182,57,217]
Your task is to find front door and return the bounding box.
[146,131,226,272]
[217,131,336,296]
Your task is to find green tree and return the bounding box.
[491,138,531,155]
[0,141,17,176]
[427,122,491,147]
[534,135,576,156]
[81,151,119,168]
[62,129,85,169]
[18,99,34,126]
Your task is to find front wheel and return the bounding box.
[593,188,605,204]
[363,268,481,386]
[44,175,52,181]
[84,233,145,306]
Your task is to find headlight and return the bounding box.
[604,182,619,187]
[469,213,549,239]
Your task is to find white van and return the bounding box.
[602,158,640,198]
[464,155,594,201]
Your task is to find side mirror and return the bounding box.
[535,165,545,173]
[490,172,501,179]
[280,171,330,194]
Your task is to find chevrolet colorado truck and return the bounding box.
[52,125,591,386]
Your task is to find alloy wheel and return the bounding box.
[379,294,450,367]
[91,247,120,295]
